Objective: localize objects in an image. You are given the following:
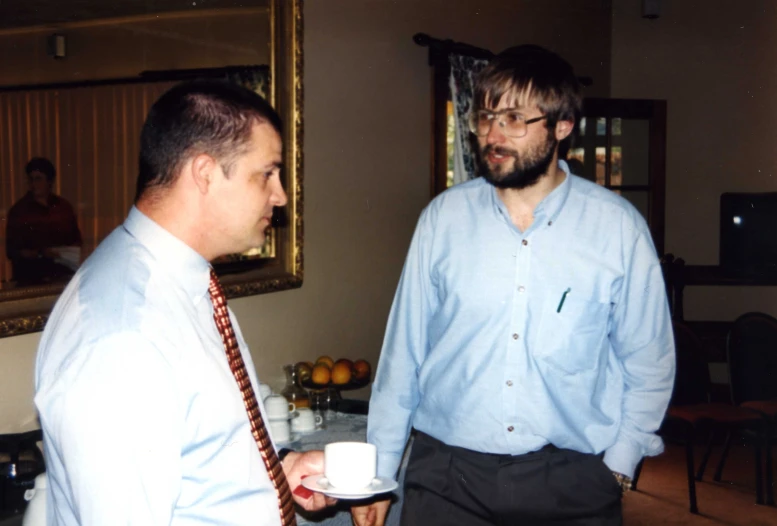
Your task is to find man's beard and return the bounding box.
[477,134,557,190]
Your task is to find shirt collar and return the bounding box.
[122,206,211,304]
[533,160,572,224]
[488,160,573,227]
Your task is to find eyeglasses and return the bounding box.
[467,109,548,138]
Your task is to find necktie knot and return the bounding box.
[208,268,226,304]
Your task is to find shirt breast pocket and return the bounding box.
[533,295,610,374]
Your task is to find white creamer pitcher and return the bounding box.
[22,472,47,526]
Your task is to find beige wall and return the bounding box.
[0,0,611,432]
[0,333,39,433]
[611,0,777,321]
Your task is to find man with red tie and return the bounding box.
[35,81,333,525]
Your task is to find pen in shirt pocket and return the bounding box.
[556,287,571,313]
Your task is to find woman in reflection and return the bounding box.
[6,157,82,286]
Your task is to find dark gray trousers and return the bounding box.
[400,431,623,526]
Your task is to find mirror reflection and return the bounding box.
[0,0,299,335]
[6,156,83,286]
[0,67,270,289]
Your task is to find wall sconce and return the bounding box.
[642,0,660,19]
[46,34,67,59]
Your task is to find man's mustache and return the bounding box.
[481,144,518,158]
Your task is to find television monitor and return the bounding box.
[719,192,777,278]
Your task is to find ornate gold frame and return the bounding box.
[0,0,304,337]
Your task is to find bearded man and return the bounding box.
[353,45,675,526]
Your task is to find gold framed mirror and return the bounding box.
[0,0,303,337]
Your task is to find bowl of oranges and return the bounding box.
[296,356,372,391]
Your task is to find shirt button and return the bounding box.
[507,426,515,432]
[517,285,525,293]
[522,239,528,246]
[506,380,513,387]
[512,333,519,340]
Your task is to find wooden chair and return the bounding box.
[715,311,777,505]
[632,321,766,513]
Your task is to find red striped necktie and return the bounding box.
[209,268,296,525]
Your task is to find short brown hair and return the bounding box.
[136,80,282,202]
[474,45,582,129]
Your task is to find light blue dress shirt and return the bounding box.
[35,207,283,526]
[368,162,675,480]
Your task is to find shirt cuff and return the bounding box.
[604,440,656,479]
[376,452,402,480]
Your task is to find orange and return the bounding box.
[334,358,354,369]
[315,355,335,369]
[331,361,353,385]
[311,363,331,385]
[353,359,371,381]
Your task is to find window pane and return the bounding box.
[596,117,607,136]
[567,147,587,181]
[612,117,622,136]
[569,148,585,165]
[614,118,650,185]
[610,146,622,186]
[595,146,606,185]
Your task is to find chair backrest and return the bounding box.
[660,254,673,311]
[671,321,711,406]
[727,311,777,404]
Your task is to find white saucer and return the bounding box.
[267,410,298,422]
[301,476,398,500]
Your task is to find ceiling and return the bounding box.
[0,0,268,30]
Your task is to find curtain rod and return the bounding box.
[413,33,494,62]
[412,32,592,87]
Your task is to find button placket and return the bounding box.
[509,234,530,361]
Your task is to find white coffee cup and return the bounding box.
[324,442,377,490]
[265,395,295,419]
[258,383,273,401]
[268,419,291,443]
[291,407,323,433]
